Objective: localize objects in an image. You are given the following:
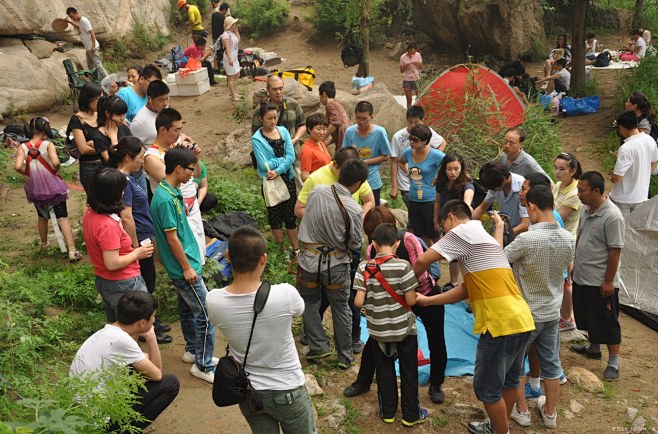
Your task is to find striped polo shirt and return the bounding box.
[353,254,418,343]
[432,220,535,337]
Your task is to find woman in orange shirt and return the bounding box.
[300,113,332,181]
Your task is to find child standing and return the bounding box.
[14,117,81,261]
[300,113,331,181]
[354,223,428,427]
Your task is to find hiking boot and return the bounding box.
[603,366,619,381]
[154,319,171,333]
[559,317,576,332]
[401,408,429,427]
[190,364,214,384]
[467,418,494,434]
[570,344,602,360]
[510,403,532,427]
[429,385,445,403]
[352,339,364,354]
[343,382,370,398]
[306,350,331,360]
[537,395,557,428]
[182,351,219,365]
[525,382,543,399]
[336,361,354,370]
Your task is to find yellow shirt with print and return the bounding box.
[297,163,372,205]
[188,5,204,30]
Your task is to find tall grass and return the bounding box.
[419,64,563,178]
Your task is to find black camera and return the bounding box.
[116,81,127,87]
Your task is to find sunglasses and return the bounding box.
[409,136,423,143]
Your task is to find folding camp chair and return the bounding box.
[62,59,100,112]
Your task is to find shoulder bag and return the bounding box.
[212,281,271,410]
[262,162,290,207]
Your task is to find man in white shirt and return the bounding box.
[65,7,108,78]
[70,291,179,430]
[206,226,316,434]
[610,110,658,216]
[390,105,446,208]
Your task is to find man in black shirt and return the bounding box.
[211,2,229,69]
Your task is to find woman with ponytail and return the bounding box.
[15,117,81,261]
[626,91,657,135]
[106,138,171,342]
[90,94,132,162]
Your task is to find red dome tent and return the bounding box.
[416,64,525,137]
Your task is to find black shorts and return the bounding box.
[402,80,418,90]
[408,201,439,239]
[572,282,621,345]
[35,201,68,219]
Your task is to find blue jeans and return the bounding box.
[171,278,216,372]
[95,275,147,322]
[473,331,531,403]
[238,385,316,434]
[525,319,562,379]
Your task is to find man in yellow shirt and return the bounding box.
[178,0,207,42]
[414,200,534,434]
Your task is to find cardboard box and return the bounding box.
[178,79,210,96]
[176,68,208,85]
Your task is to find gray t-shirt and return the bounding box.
[500,150,548,179]
[573,199,625,287]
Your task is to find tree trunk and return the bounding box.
[569,0,588,95]
[357,0,370,77]
[632,0,644,30]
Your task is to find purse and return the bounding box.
[262,162,290,207]
[212,281,271,408]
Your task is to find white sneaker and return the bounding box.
[510,403,532,427]
[182,351,219,365]
[537,395,557,428]
[190,364,215,384]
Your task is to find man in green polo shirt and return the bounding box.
[150,147,216,384]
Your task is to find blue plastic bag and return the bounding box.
[560,96,600,116]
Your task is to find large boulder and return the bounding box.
[221,82,406,166]
[0,0,171,41]
[0,38,87,115]
[414,0,545,59]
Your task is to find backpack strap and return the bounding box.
[24,140,58,178]
[362,255,412,311]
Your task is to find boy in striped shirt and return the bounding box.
[353,223,428,427]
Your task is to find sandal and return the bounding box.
[68,251,83,263]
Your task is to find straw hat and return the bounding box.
[52,18,69,32]
[224,16,239,31]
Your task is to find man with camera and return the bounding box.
[206,226,316,433]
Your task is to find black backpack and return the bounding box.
[594,51,612,67]
[341,30,364,68]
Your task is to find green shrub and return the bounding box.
[206,165,269,227]
[309,0,355,40]
[237,0,290,38]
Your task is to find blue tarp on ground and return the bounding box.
[359,301,480,385]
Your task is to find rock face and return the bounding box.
[0,39,87,115]
[413,0,545,59]
[0,0,171,41]
[219,82,406,166]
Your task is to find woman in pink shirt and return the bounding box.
[83,168,154,322]
[400,42,423,109]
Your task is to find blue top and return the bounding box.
[401,147,445,202]
[123,175,154,240]
[437,181,475,208]
[252,126,295,180]
[342,125,391,190]
[117,86,148,123]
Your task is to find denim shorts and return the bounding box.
[473,331,531,403]
[525,319,562,379]
[95,275,147,322]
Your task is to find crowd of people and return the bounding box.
[11,7,658,433]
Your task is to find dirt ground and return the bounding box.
[2,8,657,433]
